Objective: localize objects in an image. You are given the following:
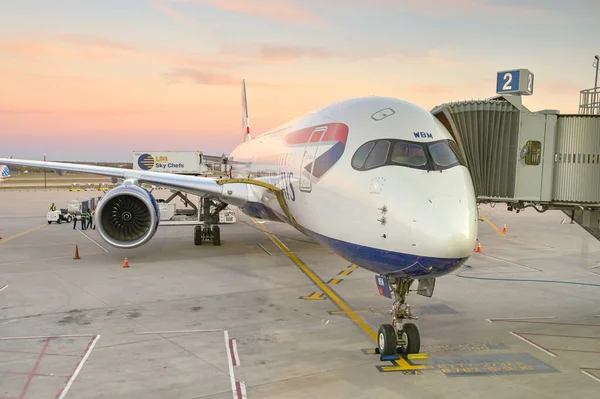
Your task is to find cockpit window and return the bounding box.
[363,140,390,169]
[351,138,466,172]
[391,142,427,167]
[428,141,460,167]
[351,141,375,169]
[448,140,466,166]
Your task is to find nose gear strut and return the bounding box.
[377,277,421,356]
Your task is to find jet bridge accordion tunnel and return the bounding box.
[430,96,600,230]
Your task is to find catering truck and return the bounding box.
[132,151,206,174]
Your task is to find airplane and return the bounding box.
[0,80,478,357]
[0,156,12,181]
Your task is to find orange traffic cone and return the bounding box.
[0,235,3,240]
[123,257,129,268]
[503,224,507,232]
[476,240,482,252]
[74,245,80,259]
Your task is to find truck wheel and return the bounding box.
[194,226,202,245]
[66,215,73,223]
[48,221,52,225]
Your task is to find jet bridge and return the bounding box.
[430,67,600,233]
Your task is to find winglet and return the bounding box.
[241,79,252,142]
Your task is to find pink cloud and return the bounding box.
[315,0,559,19]
[164,69,240,86]
[221,43,348,63]
[0,36,234,70]
[147,0,194,23]
[0,38,131,61]
[163,0,321,24]
[164,67,288,87]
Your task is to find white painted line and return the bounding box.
[0,285,7,292]
[0,253,105,267]
[0,334,95,340]
[136,329,224,335]
[76,229,109,252]
[510,332,556,357]
[57,335,100,399]
[487,316,556,323]
[257,243,272,255]
[224,330,238,399]
[581,369,600,384]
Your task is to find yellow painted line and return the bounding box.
[299,292,326,300]
[327,277,343,285]
[407,353,429,360]
[338,269,353,276]
[380,358,430,371]
[329,310,368,315]
[480,214,506,238]
[0,224,47,244]
[252,219,378,342]
[349,264,358,269]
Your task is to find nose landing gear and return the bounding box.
[376,277,421,356]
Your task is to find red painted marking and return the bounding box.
[284,123,349,146]
[228,338,237,366]
[19,338,50,399]
[0,349,78,357]
[235,381,243,399]
[0,370,69,378]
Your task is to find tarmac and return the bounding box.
[1,189,600,398]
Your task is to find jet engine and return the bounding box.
[95,183,160,249]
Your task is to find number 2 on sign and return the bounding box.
[527,73,533,92]
[502,72,512,90]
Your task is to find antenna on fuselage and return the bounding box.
[241,79,252,142]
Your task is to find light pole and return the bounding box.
[594,55,599,114]
[594,55,599,90]
[44,153,47,189]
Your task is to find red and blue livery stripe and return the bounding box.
[285,123,349,179]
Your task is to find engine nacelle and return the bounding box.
[95,184,160,249]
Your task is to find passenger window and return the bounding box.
[351,141,375,169]
[363,140,391,169]
[391,142,427,167]
[429,141,460,167]
[525,141,541,166]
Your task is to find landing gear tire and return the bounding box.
[194,226,202,246]
[378,324,397,356]
[399,323,420,355]
[211,225,221,246]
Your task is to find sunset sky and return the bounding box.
[1,0,599,161]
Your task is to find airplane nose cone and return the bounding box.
[411,195,477,259]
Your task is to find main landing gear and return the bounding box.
[376,277,421,356]
[194,196,228,246]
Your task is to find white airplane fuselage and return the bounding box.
[228,96,479,279]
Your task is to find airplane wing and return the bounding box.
[0,157,250,206]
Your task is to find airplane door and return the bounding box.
[299,126,327,193]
